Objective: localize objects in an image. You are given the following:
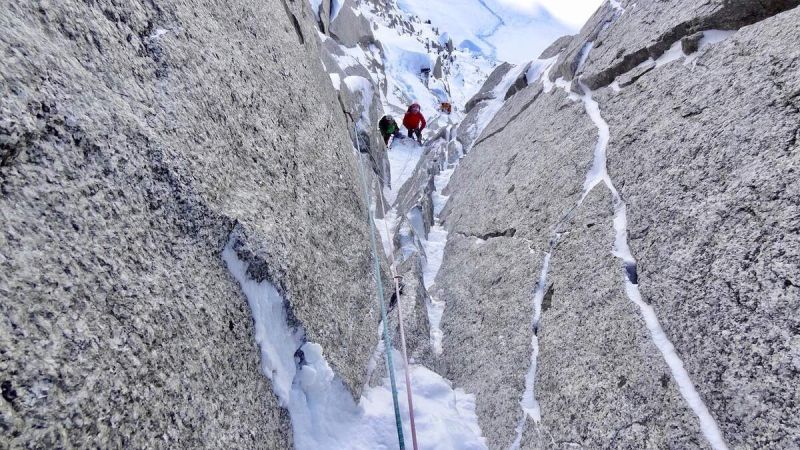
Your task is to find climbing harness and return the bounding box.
[353,124,418,450]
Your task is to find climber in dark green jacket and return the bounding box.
[378,115,402,147]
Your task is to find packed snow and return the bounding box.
[385,139,425,204]
[224,239,486,450]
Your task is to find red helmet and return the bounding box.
[408,103,421,112]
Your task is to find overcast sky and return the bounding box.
[497,0,606,28]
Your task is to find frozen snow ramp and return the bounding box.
[224,237,486,449]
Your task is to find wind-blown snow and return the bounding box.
[223,239,486,450]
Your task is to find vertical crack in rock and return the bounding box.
[279,0,305,44]
[578,81,729,450]
[512,47,729,448]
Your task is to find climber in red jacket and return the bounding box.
[402,103,426,144]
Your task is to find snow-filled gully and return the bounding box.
[510,53,728,449]
[387,126,462,356]
[223,235,486,449]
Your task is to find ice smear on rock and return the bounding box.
[508,48,729,448]
[224,238,487,449]
[581,82,729,450]
[510,252,551,450]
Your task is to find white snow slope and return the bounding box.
[224,240,486,449]
[396,0,574,63]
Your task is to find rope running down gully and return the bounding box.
[353,125,419,450]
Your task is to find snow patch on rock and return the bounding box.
[223,238,487,449]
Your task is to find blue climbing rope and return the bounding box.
[353,127,406,449]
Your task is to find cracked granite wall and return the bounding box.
[434,2,800,449]
[0,0,382,447]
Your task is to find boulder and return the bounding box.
[329,0,375,47]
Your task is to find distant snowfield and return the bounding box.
[397,0,575,63]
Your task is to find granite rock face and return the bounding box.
[464,62,513,114]
[596,9,800,448]
[329,0,375,48]
[551,0,800,89]
[0,0,383,447]
[435,2,800,449]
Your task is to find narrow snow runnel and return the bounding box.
[512,59,728,448]
[579,82,729,450]
[610,202,729,450]
[423,221,449,355]
[421,161,457,355]
[509,250,552,449]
